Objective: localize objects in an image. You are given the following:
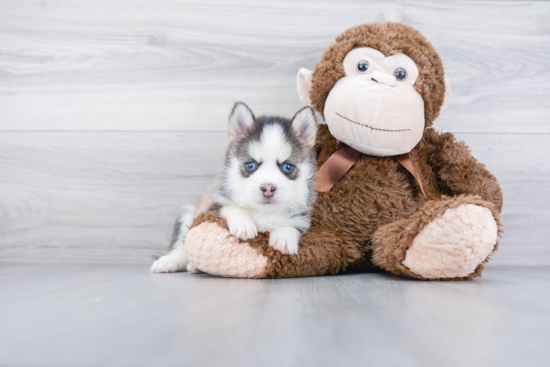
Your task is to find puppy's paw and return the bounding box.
[269,226,301,255]
[227,215,258,241]
[150,254,187,273]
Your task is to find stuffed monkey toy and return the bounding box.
[184,22,503,280]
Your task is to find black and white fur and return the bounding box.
[151,102,317,273]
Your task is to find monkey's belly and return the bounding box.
[311,157,424,244]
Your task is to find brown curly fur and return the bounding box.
[190,22,503,280]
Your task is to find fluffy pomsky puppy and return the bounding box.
[151,102,318,273]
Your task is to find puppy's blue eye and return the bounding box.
[281,163,294,173]
[245,161,257,172]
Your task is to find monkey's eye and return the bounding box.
[281,163,294,174]
[394,68,407,81]
[357,60,370,73]
[245,161,257,172]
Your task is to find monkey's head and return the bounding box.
[297,22,451,157]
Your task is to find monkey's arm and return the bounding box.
[424,129,503,212]
[368,130,503,280]
[184,212,363,278]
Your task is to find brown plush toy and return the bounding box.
[184,22,503,280]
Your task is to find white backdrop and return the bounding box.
[1,0,549,265]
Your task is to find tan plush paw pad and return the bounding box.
[185,222,268,278]
[403,204,498,279]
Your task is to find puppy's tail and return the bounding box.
[169,204,195,251]
[168,184,217,251]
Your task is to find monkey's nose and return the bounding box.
[370,70,396,87]
[261,184,276,197]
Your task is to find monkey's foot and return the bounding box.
[403,204,498,279]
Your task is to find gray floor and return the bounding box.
[0,266,549,367]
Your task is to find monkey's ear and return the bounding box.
[297,68,313,105]
[228,102,255,143]
[440,78,451,113]
[291,106,318,147]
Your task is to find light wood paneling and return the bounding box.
[1,1,549,133]
[0,132,547,265]
[0,132,227,263]
[456,133,550,266]
[0,0,549,266]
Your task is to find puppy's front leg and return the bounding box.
[219,205,258,241]
[269,226,301,255]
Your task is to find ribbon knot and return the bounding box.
[314,146,427,199]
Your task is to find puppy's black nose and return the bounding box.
[261,184,276,197]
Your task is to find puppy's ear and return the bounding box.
[291,106,317,147]
[228,102,255,143]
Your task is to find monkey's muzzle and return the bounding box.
[324,76,425,157]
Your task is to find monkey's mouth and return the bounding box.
[335,113,411,132]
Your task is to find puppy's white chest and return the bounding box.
[248,210,287,232]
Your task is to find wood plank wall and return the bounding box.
[1,1,549,265]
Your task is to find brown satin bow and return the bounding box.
[314,145,427,199]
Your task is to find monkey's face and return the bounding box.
[323,47,425,157]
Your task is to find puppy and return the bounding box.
[151,102,317,273]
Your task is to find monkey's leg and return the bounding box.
[371,195,501,280]
[185,212,363,278]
